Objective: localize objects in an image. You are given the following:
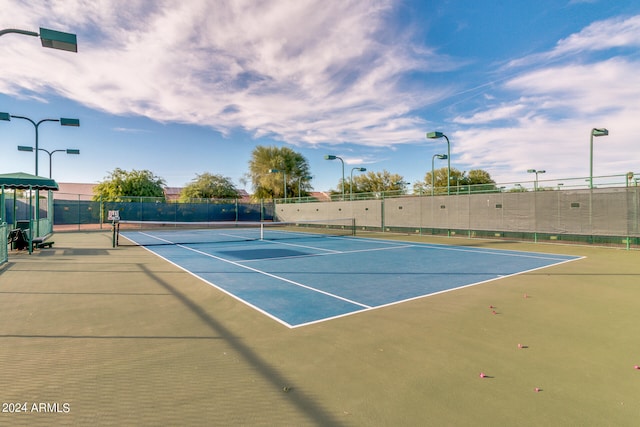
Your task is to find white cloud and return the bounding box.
[506,58,640,115]
[450,15,640,185]
[452,104,526,125]
[507,15,640,69]
[0,0,449,147]
[568,0,598,5]
[112,127,151,133]
[553,14,640,54]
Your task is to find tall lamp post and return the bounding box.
[350,167,366,200]
[527,169,546,191]
[18,146,80,178]
[1,114,80,236]
[0,27,78,52]
[325,155,345,200]
[589,128,609,189]
[1,115,81,175]
[431,154,447,196]
[395,181,410,195]
[268,168,287,202]
[427,132,451,195]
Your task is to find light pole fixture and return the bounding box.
[0,27,78,52]
[268,168,287,202]
[2,113,80,237]
[431,154,447,196]
[527,169,546,191]
[350,167,366,200]
[18,146,80,178]
[589,128,608,189]
[427,131,451,195]
[325,154,345,200]
[1,114,80,175]
[394,181,410,193]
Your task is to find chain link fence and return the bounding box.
[52,194,275,230]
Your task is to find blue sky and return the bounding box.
[2,0,640,193]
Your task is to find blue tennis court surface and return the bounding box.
[122,230,581,328]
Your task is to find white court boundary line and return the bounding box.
[176,247,373,313]
[350,235,580,261]
[127,231,372,309]
[292,256,582,328]
[122,231,583,328]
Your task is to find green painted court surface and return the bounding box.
[1,231,639,426]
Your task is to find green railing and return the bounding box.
[0,223,7,264]
[315,172,640,202]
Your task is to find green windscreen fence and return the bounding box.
[50,174,640,248]
[0,223,7,264]
[53,195,276,228]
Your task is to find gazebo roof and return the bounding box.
[0,172,59,190]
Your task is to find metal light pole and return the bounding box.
[18,146,80,178]
[588,128,609,235]
[394,181,410,195]
[589,128,609,189]
[431,154,447,196]
[527,169,546,191]
[325,155,345,200]
[350,167,366,200]
[427,132,451,195]
[3,115,80,175]
[1,114,80,236]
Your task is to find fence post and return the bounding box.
[380,195,385,232]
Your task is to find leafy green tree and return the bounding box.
[465,169,497,193]
[247,145,312,200]
[348,170,405,196]
[414,168,496,194]
[179,173,239,201]
[508,185,528,192]
[413,167,465,195]
[93,168,166,201]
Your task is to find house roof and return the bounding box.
[55,182,98,200]
[309,191,331,201]
[164,187,182,196]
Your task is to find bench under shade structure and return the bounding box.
[0,172,59,254]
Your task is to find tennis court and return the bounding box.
[120,222,581,327]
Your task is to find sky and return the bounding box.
[2,0,640,194]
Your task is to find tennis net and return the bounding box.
[115,218,356,246]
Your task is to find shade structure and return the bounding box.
[0,172,59,190]
[1,172,58,255]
